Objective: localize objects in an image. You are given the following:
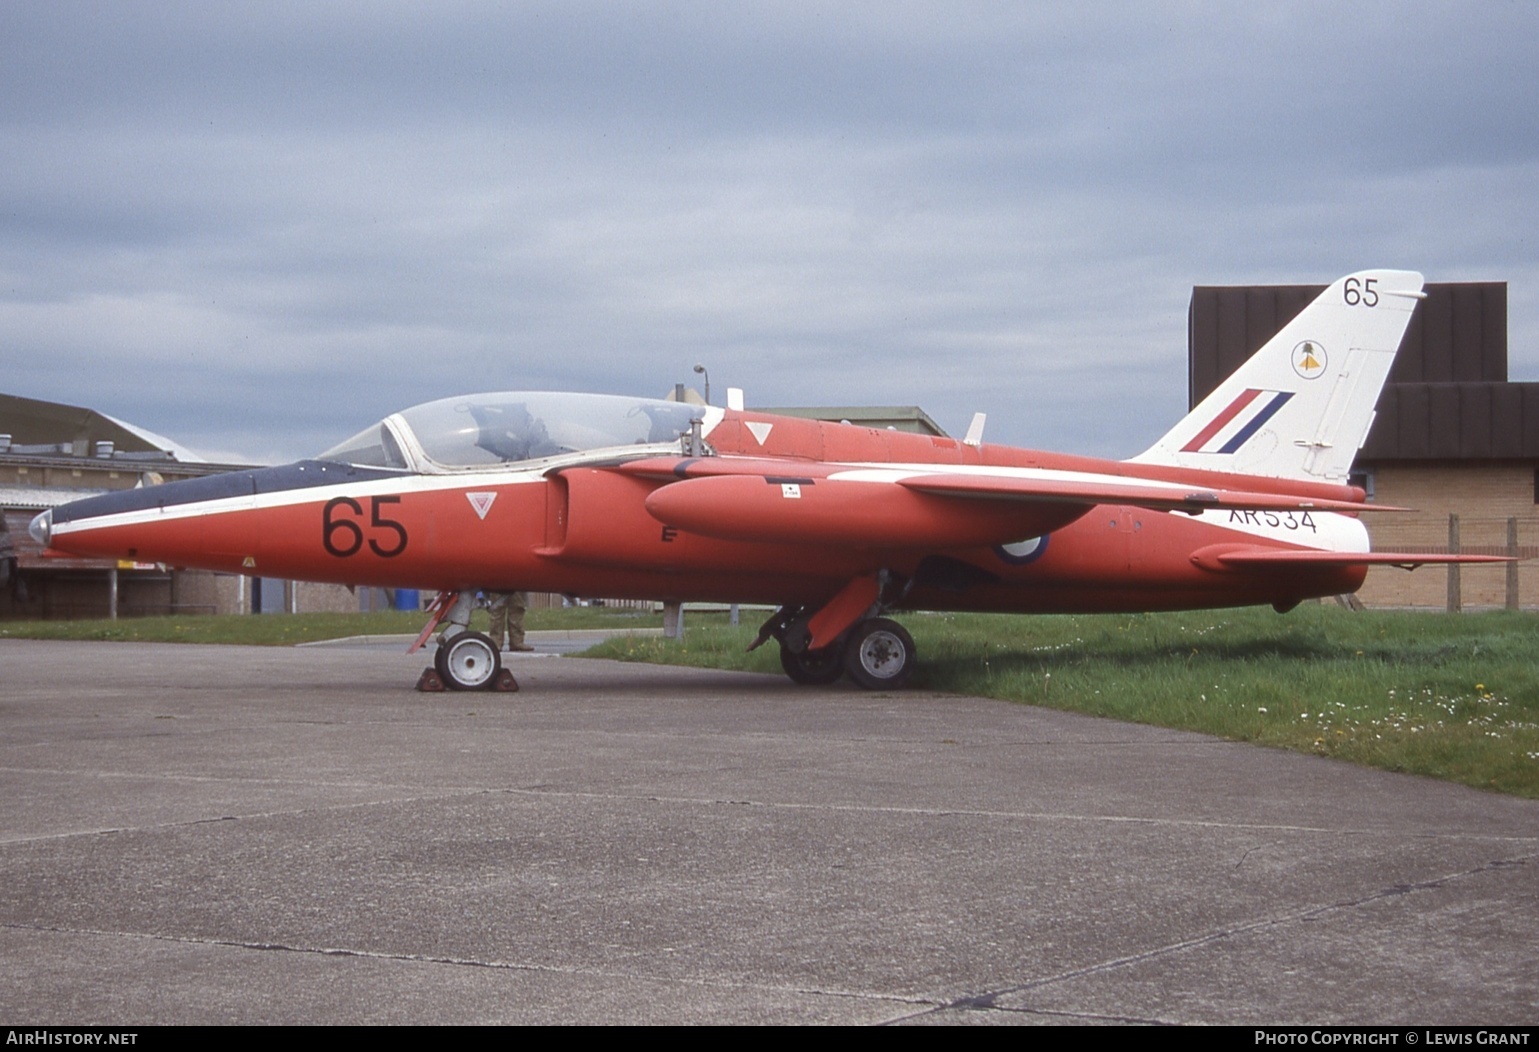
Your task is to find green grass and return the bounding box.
[0,605,661,646]
[583,605,1539,798]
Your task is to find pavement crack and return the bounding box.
[496,786,1539,842]
[0,787,499,844]
[889,999,1173,1025]
[2,921,942,1011]
[911,852,1535,1015]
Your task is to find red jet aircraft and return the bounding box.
[33,269,1497,690]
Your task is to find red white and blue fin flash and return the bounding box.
[1179,389,1295,455]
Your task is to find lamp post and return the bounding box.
[692,363,710,406]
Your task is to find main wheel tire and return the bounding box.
[843,618,916,690]
[437,631,502,691]
[779,643,845,685]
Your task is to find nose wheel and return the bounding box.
[434,631,502,691]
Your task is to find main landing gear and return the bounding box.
[756,586,919,691]
[771,615,917,690]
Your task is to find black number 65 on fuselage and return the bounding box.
[322,496,408,558]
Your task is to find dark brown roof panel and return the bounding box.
[1524,385,1539,454]
[1358,382,1539,461]
[1491,385,1525,458]
[1426,385,1461,458]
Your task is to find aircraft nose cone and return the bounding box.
[28,509,52,547]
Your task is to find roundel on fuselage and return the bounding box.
[994,534,1049,566]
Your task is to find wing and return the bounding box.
[613,457,1390,549]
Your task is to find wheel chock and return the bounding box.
[415,667,516,693]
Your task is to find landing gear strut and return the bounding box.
[409,591,517,692]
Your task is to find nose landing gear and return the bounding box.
[410,591,519,692]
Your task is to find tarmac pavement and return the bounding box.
[0,636,1535,1025]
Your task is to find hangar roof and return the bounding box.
[0,392,203,462]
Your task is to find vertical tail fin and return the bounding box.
[1130,269,1425,481]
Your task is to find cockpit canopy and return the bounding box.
[318,392,700,472]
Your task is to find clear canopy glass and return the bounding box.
[318,392,698,471]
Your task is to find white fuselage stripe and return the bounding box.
[50,471,547,538]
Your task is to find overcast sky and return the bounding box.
[4,2,1536,464]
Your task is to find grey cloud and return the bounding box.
[3,3,1537,463]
